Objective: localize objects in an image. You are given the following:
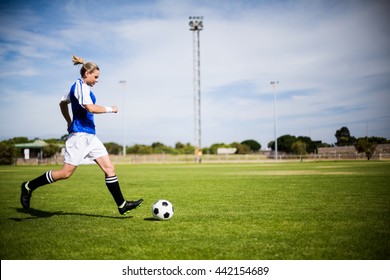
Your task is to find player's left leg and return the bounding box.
[20,163,77,209]
[95,155,143,215]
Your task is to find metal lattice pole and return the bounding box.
[189,16,203,163]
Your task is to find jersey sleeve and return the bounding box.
[75,79,93,107]
[60,92,71,104]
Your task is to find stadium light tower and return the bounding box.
[271,81,279,160]
[119,80,127,156]
[189,16,203,163]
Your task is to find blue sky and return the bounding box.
[1,0,389,149]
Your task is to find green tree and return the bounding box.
[296,136,313,153]
[0,137,30,165]
[104,142,122,155]
[0,142,15,165]
[317,141,332,148]
[335,126,356,146]
[128,144,153,154]
[230,142,250,154]
[175,142,194,154]
[267,140,275,151]
[151,142,165,149]
[42,144,61,158]
[151,142,178,154]
[241,139,261,152]
[292,141,307,161]
[175,142,185,149]
[2,137,29,145]
[368,137,389,144]
[277,135,297,153]
[208,143,228,154]
[355,137,377,160]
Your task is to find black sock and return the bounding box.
[105,175,125,207]
[27,171,55,191]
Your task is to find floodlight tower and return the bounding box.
[189,16,203,163]
[271,81,279,160]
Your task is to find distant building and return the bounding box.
[217,148,237,155]
[14,140,49,160]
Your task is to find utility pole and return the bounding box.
[119,80,127,156]
[271,81,279,160]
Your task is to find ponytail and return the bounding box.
[72,55,99,77]
[72,55,85,66]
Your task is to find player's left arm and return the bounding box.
[79,83,118,114]
[84,104,118,114]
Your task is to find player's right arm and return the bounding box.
[59,94,72,131]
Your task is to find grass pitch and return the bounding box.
[0,161,389,260]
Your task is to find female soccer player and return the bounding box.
[20,55,143,215]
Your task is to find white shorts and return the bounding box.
[64,133,108,166]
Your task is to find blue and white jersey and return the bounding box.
[61,79,96,134]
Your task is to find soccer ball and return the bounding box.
[152,199,174,221]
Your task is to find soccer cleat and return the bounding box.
[119,199,143,215]
[20,182,32,209]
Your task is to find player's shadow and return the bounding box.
[10,207,133,221]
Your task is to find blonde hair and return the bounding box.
[72,55,99,77]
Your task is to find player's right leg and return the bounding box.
[20,163,77,209]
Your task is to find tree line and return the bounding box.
[95,139,262,156]
[267,126,389,160]
[1,126,389,164]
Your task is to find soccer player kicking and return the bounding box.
[20,55,143,215]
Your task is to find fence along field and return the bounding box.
[12,144,390,165]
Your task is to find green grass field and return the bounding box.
[0,161,389,260]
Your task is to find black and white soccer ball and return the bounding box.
[152,199,174,221]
